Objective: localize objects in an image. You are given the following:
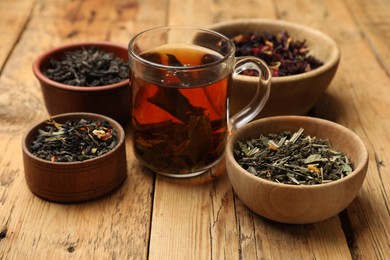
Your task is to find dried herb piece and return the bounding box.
[44,46,129,86]
[30,118,118,162]
[232,31,324,77]
[234,128,353,185]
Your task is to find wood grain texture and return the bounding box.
[148,0,353,259]
[1,0,389,259]
[0,0,164,259]
[149,160,238,259]
[278,0,390,258]
[0,0,35,68]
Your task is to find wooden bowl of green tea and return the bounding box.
[32,42,130,125]
[207,19,340,117]
[22,112,127,203]
[225,116,368,224]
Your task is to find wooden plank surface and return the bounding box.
[0,0,36,68]
[333,0,390,258]
[0,0,165,259]
[290,0,390,258]
[0,0,389,259]
[149,0,352,259]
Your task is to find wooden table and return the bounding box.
[1,0,389,259]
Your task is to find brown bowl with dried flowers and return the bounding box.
[225,116,368,224]
[32,42,130,125]
[208,19,340,117]
[22,112,127,203]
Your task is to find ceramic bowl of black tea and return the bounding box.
[22,112,127,203]
[225,116,369,224]
[207,19,340,117]
[32,42,130,125]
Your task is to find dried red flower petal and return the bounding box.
[232,31,324,77]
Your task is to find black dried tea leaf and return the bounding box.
[30,118,118,162]
[44,46,129,86]
[232,31,324,77]
[234,128,353,185]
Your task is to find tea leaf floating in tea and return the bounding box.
[147,53,206,124]
[147,87,205,124]
[234,128,353,185]
[30,118,118,162]
[166,53,185,67]
[44,47,129,86]
[187,114,213,162]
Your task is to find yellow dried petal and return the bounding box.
[92,129,112,141]
[308,164,320,173]
[268,143,278,150]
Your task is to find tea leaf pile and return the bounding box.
[30,118,118,162]
[232,31,323,77]
[234,128,353,185]
[44,47,128,86]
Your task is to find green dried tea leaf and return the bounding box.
[342,163,353,175]
[304,154,328,164]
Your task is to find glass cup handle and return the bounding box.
[229,56,272,132]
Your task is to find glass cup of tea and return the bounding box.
[128,26,271,178]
